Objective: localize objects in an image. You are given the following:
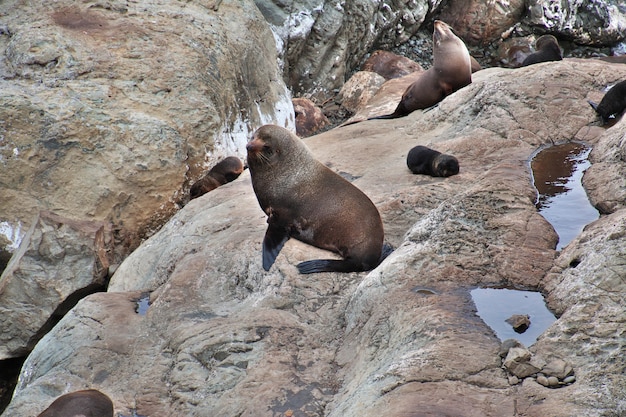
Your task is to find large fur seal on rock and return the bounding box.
[189,156,244,199]
[407,145,459,177]
[37,389,114,417]
[370,20,472,120]
[246,124,391,274]
[520,35,562,67]
[588,80,626,124]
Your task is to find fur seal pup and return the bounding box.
[246,124,390,274]
[37,389,114,417]
[190,156,244,199]
[407,145,459,177]
[588,80,626,124]
[520,35,562,67]
[371,20,472,120]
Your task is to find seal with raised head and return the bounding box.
[246,124,390,274]
[588,79,626,124]
[37,389,114,417]
[520,35,562,67]
[190,156,244,199]
[407,145,459,177]
[371,20,472,120]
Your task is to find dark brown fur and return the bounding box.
[371,20,472,120]
[190,156,244,199]
[521,35,562,67]
[589,80,626,124]
[407,145,459,177]
[246,125,389,274]
[37,389,113,417]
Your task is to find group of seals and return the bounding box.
[520,35,563,67]
[371,20,472,120]
[246,124,390,274]
[589,79,626,124]
[189,156,244,200]
[407,145,460,177]
[37,389,113,417]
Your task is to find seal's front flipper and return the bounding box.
[262,224,289,271]
[588,100,599,111]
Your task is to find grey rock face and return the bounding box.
[0,211,111,360]
[255,0,439,95]
[525,0,626,45]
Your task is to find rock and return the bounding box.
[0,0,294,257]
[542,359,574,380]
[293,97,330,137]
[503,347,541,378]
[547,376,560,387]
[362,50,424,80]
[496,37,533,67]
[524,0,626,45]
[0,211,112,360]
[508,375,520,385]
[435,0,526,46]
[3,60,626,417]
[498,339,524,359]
[505,314,531,333]
[563,375,576,384]
[583,116,626,214]
[537,374,549,386]
[255,0,440,95]
[337,71,386,114]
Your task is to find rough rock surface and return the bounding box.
[3,59,625,417]
[524,0,626,45]
[0,0,294,255]
[435,0,526,46]
[0,211,111,360]
[255,0,444,95]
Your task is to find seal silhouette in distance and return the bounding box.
[520,35,562,67]
[189,156,244,199]
[246,124,391,274]
[407,145,459,177]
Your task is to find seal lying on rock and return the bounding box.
[37,389,114,417]
[246,124,392,274]
[190,156,244,199]
[407,145,460,177]
[520,35,562,67]
[588,79,626,124]
[369,20,472,120]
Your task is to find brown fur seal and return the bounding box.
[246,124,391,274]
[407,145,459,177]
[37,389,113,417]
[371,20,472,120]
[190,156,244,199]
[588,79,626,124]
[520,35,562,67]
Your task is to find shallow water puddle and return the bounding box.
[471,288,556,347]
[530,142,599,250]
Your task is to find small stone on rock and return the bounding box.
[505,314,531,333]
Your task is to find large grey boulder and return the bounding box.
[0,211,112,360]
[0,0,294,256]
[3,60,625,417]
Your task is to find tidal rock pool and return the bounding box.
[530,142,600,250]
[471,288,557,347]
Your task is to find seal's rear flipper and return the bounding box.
[262,225,289,271]
[297,259,360,274]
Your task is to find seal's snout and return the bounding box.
[246,137,265,154]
